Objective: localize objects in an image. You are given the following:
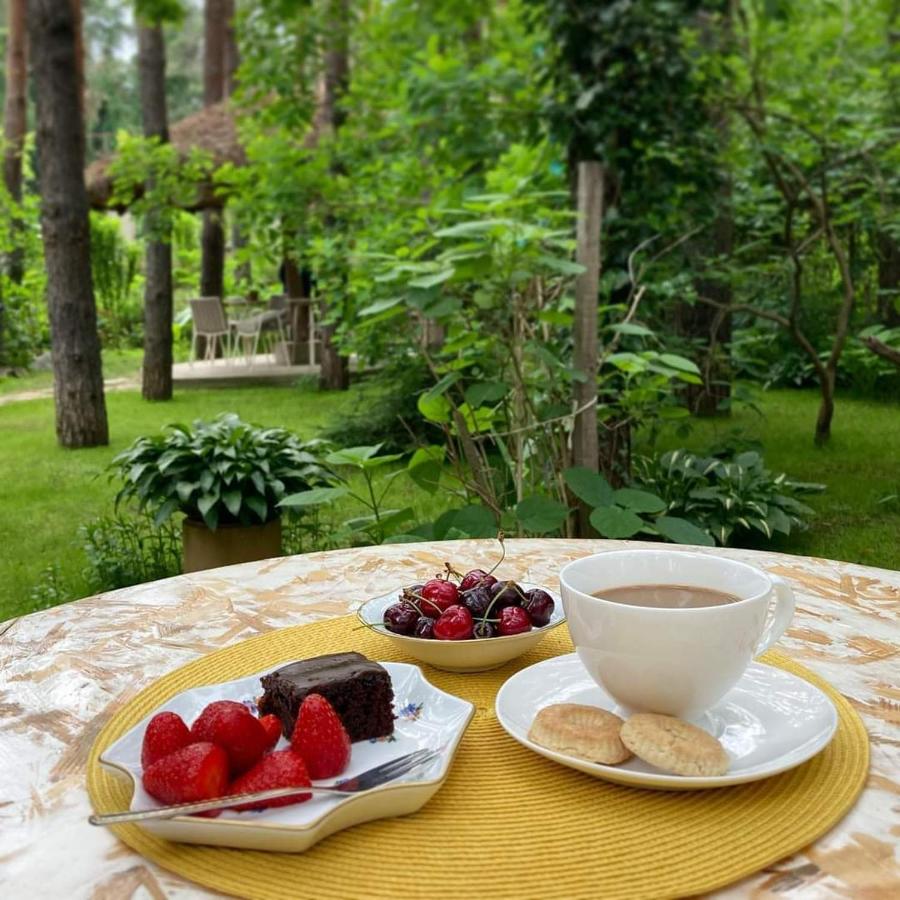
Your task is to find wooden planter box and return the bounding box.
[182,518,283,573]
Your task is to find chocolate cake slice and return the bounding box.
[258,652,394,742]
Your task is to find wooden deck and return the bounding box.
[172,354,319,387]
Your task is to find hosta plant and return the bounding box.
[632,449,825,546]
[111,414,332,530]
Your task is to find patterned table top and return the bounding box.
[1,539,897,899]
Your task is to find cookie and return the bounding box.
[528,703,631,765]
[620,713,729,777]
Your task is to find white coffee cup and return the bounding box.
[559,550,795,718]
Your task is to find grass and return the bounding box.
[650,386,900,570]
[0,378,897,623]
[0,347,145,397]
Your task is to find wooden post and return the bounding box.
[571,161,603,535]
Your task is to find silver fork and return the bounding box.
[89,747,441,826]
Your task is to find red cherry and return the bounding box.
[420,579,460,616]
[498,606,531,636]
[459,569,498,592]
[433,604,474,640]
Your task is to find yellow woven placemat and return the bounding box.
[87,616,868,900]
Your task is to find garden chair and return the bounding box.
[189,297,234,363]
[232,306,288,366]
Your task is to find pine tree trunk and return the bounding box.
[318,0,350,391]
[1,0,28,364]
[28,0,108,447]
[200,0,227,302]
[3,0,27,283]
[138,23,173,401]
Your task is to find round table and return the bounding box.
[1,540,897,898]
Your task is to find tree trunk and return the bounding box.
[3,0,27,283]
[138,23,173,401]
[814,369,836,446]
[200,0,228,303]
[223,0,239,95]
[28,0,108,447]
[571,161,603,536]
[200,209,226,297]
[318,0,350,391]
[876,231,900,326]
[1,0,28,363]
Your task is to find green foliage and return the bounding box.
[81,511,182,594]
[110,414,332,529]
[633,448,825,546]
[280,442,412,544]
[90,213,143,348]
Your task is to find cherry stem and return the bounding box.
[485,531,506,577]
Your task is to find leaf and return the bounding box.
[408,268,455,289]
[515,496,569,534]
[433,218,516,237]
[612,488,667,514]
[654,515,715,546]
[451,504,498,538]
[153,498,180,527]
[222,489,242,517]
[417,391,452,423]
[325,445,384,466]
[465,381,508,408]
[244,493,268,523]
[589,506,644,539]
[407,446,444,494]
[609,322,655,337]
[564,467,614,507]
[358,296,404,317]
[658,353,701,375]
[279,486,349,507]
[197,492,219,518]
[535,254,585,275]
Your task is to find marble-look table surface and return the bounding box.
[1,539,897,899]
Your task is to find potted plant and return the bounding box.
[111,414,332,572]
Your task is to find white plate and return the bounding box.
[100,662,474,851]
[358,582,565,672]
[495,653,838,790]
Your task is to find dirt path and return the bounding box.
[0,376,140,406]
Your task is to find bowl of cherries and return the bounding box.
[358,559,564,673]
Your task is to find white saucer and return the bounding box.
[495,653,838,790]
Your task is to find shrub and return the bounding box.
[110,414,332,529]
[632,449,825,546]
[81,511,182,594]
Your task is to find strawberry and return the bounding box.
[142,742,229,805]
[228,749,312,811]
[190,700,270,775]
[290,693,351,779]
[141,711,191,769]
[259,713,283,751]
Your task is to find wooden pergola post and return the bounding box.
[571,161,604,535]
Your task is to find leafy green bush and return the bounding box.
[90,213,143,349]
[110,414,332,529]
[321,357,433,453]
[81,511,182,594]
[632,449,825,545]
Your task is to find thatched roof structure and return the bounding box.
[85,101,245,212]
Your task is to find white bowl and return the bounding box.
[357,583,565,673]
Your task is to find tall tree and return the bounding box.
[1,0,28,363]
[137,16,173,400]
[200,0,226,299]
[318,0,350,391]
[28,0,108,446]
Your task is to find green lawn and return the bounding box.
[0,380,371,621]
[651,387,900,571]
[0,380,897,623]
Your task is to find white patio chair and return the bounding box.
[189,297,233,364]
